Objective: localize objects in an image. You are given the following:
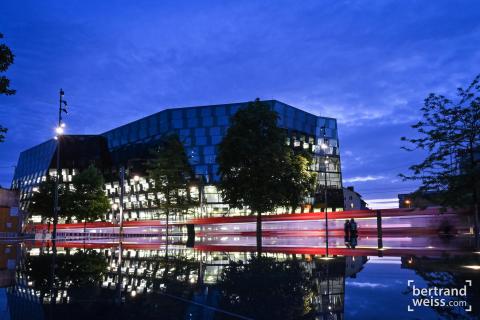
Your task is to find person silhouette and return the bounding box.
[349,218,358,249]
[350,234,358,248]
[350,218,357,237]
[344,219,351,243]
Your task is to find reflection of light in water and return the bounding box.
[463,265,480,270]
[319,256,335,260]
[367,256,401,264]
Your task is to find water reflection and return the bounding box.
[1,237,479,320]
[402,256,480,319]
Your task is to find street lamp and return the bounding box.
[50,88,67,306]
[52,89,68,243]
[324,157,329,257]
[118,167,126,238]
[321,126,330,257]
[405,199,411,208]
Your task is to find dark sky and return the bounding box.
[1,0,480,208]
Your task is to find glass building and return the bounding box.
[12,100,343,220]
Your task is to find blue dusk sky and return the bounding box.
[1,1,480,208]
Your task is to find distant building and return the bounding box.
[398,191,443,208]
[343,186,367,211]
[0,188,22,238]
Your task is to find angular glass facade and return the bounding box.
[13,100,343,219]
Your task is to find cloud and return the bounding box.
[347,281,389,288]
[2,0,480,194]
[343,175,384,183]
[364,198,399,209]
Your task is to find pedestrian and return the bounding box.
[350,218,358,237]
[344,219,351,243]
[349,218,358,249]
[350,234,358,248]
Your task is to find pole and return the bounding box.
[50,89,64,310]
[116,242,123,305]
[322,126,329,257]
[324,167,329,257]
[52,89,63,243]
[119,166,125,238]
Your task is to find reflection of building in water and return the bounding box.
[7,246,368,320]
[304,256,367,320]
[6,245,46,320]
[400,255,480,320]
[102,248,368,320]
[0,243,21,320]
[0,243,19,287]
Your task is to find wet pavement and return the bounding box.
[1,227,479,320]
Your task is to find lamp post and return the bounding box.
[133,175,140,219]
[50,89,67,307]
[324,157,329,257]
[52,89,67,242]
[405,199,411,208]
[119,166,125,238]
[321,126,330,257]
[112,203,119,236]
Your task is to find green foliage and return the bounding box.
[217,99,290,214]
[217,99,317,252]
[401,74,480,209]
[25,249,108,298]
[29,175,70,221]
[29,165,110,223]
[0,32,15,95]
[0,32,15,143]
[282,150,318,212]
[147,134,196,216]
[69,165,111,223]
[218,256,316,320]
[0,126,6,143]
[217,99,317,213]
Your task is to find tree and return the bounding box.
[0,32,15,142]
[147,134,196,254]
[217,256,316,320]
[26,249,108,302]
[0,126,6,143]
[217,99,315,253]
[400,74,480,244]
[282,150,317,213]
[69,165,111,231]
[29,166,110,231]
[30,175,71,223]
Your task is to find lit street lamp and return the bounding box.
[52,88,68,243]
[50,88,68,306]
[321,125,330,257]
[405,199,412,208]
